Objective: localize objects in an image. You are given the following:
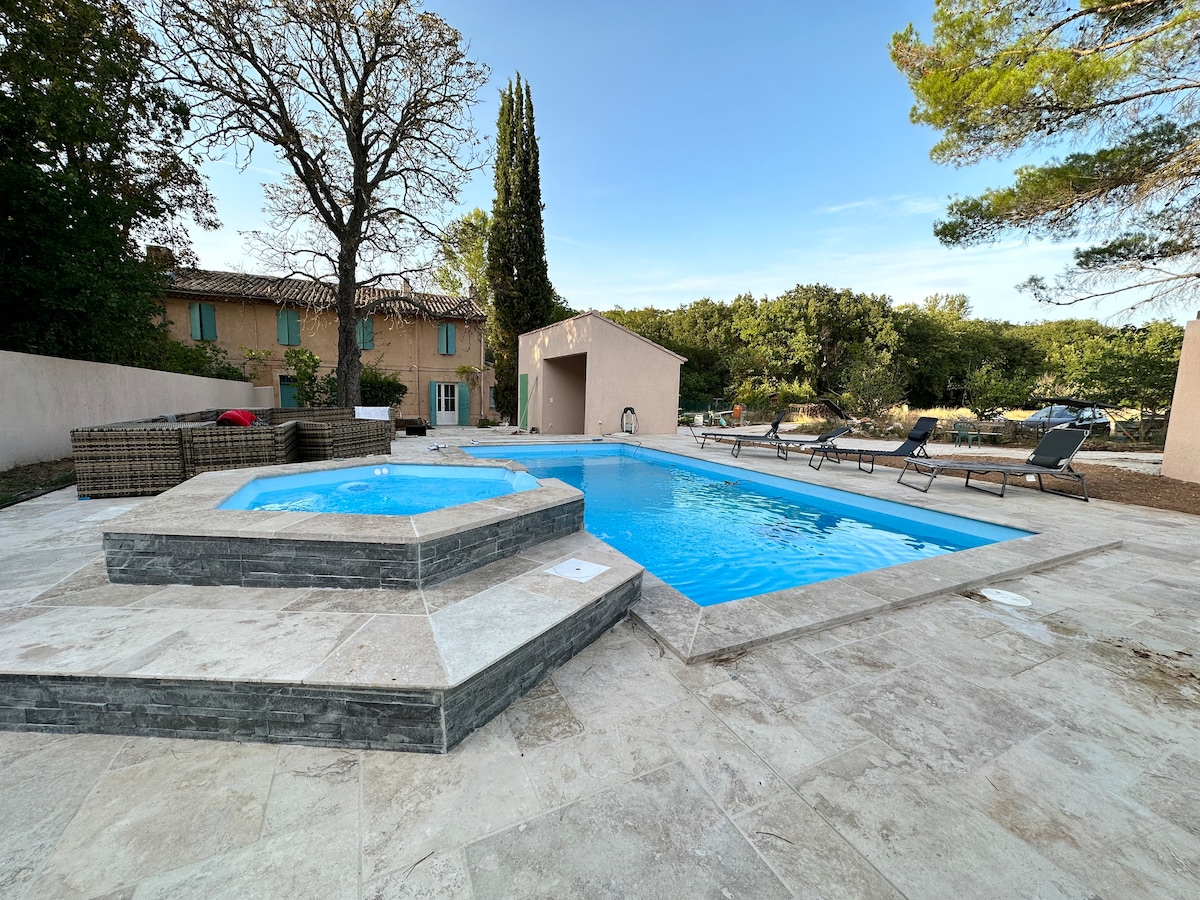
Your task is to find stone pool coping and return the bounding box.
[101,455,584,591]
[446,438,1123,664]
[631,531,1120,663]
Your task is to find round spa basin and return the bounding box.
[218,464,539,516]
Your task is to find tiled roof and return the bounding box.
[166,269,485,321]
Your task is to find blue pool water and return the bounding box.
[465,443,1031,606]
[218,464,538,516]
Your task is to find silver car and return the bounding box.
[1015,405,1109,434]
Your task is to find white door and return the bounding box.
[436,382,458,425]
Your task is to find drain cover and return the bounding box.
[545,559,610,583]
[980,588,1032,607]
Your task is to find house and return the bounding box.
[518,311,686,435]
[160,266,496,425]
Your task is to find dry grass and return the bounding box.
[0,458,76,509]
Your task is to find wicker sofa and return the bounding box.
[72,408,394,499]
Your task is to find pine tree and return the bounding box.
[487,74,555,422]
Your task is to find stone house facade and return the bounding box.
[160,268,496,425]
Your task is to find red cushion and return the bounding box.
[216,409,257,427]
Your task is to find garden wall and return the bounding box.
[1163,315,1200,485]
[0,350,270,470]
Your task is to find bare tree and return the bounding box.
[151,0,488,404]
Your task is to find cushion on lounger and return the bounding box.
[1029,454,1063,468]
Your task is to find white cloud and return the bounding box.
[819,195,946,217]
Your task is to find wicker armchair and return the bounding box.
[189,420,299,474]
[295,420,394,461]
[72,423,204,498]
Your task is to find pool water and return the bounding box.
[218,464,538,516]
[465,444,1031,606]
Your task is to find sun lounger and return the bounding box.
[897,426,1090,500]
[808,417,937,473]
[699,411,785,449]
[729,425,852,460]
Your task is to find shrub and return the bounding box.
[360,364,408,407]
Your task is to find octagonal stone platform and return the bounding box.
[0,457,642,752]
[102,457,584,591]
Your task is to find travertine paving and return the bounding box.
[1,429,1198,898]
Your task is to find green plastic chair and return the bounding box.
[953,421,981,448]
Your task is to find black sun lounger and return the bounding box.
[897,426,1090,501]
[699,411,784,449]
[728,425,852,460]
[808,417,937,473]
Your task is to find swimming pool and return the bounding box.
[465,443,1031,606]
[218,463,539,516]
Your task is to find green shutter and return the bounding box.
[356,318,374,349]
[428,381,438,422]
[518,373,529,430]
[457,381,470,426]
[200,303,217,340]
[190,303,217,340]
[277,309,300,345]
[436,322,456,355]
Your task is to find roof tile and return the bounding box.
[166,270,485,321]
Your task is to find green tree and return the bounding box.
[434,208,491,304]
[963,361,1035,420]
[667,298,740,405]
[844,348,906,418]
[486,74,556,421]
[893,294,974,407]
[1077,321,1182,437]
[154,0,488,407]
[0,0,215,364]
[736,285,898,395]
[283,348,331,407]
[732,291,814,386]
[892,1,1200,313]
[1016,318,1116,395]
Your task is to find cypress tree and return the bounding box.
[487,74,555,422]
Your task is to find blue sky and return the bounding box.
[191,0,1185,326]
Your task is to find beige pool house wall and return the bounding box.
[1163,315,1200,484]
[518,312,685,435]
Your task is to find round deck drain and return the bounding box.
[980,588,1032,607]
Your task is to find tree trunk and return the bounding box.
[335,253,362,407]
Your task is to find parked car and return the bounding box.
[1012,405,1109,434]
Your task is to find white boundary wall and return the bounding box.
[0,350,269,470]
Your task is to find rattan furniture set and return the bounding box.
[71,407,396,498]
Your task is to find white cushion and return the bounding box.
[354,406,391,420]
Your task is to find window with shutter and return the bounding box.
[276,309,301,345]
[189,302,217,340]
[356,318,374,349]
[437,322,456,355]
